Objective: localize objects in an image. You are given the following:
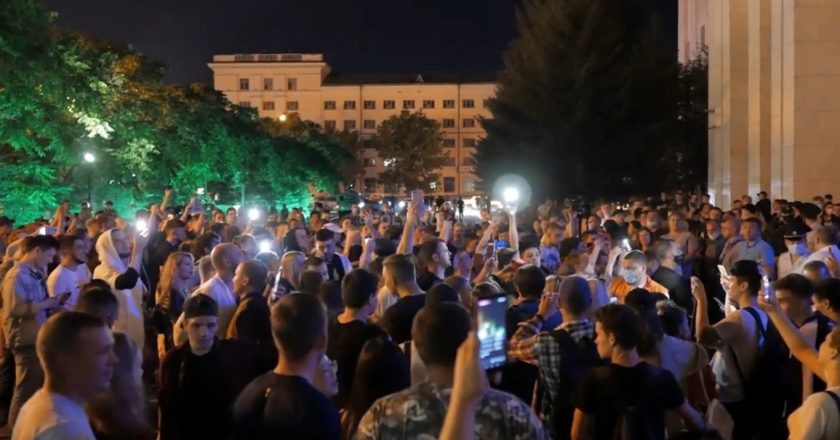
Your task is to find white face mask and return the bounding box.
[787,243,808,256]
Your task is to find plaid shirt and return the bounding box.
[508,317,595,420]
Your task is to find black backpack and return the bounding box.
[730,307,790,433]
[545,329,604,440]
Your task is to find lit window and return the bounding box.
[383,158,395,167]
[364,158,376,167]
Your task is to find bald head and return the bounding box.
[210,243,244,277]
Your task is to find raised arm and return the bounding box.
[439,333,487,440]
[397,192,423,255]
[508,210,520,259]
[364,209,382,239]
[690,277,718,347]
[758,294,825,382]
[160,187,173,213]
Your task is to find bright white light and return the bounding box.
[259,240,271,253]
[196,187,205,195]
[398,201,406,209]
[503,187,520,203]
[136,219,148,232]
[357,202,365,208]
[279,113,288,122]
[83,152,95,163]
[248,208,260,221]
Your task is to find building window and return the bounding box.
[442,119,455,128]
[324,101,336,110]
[444,177,456,193]
[463,177,476,193]
[364,179,377,193]
[286,101,299,111]
[287,78,297,90]
[384,100,396,109]
[264,78,273,90]
[483,98,491,108]
[463,118,475,128]
[262,101,275,111]
[324,120,336,131]
[462,99,475,108]
[403,100,415,109]
[364,158,376,167]
[422,100,435,109]
[364,100,376,110]
[363,120,376,129]
[344,120,357,131]
[363,139,374,149]
[238,101,251,107]
[344,100,356,110]
[443,156,455,166]
[383,158,395,167]
[442,138,455,148]
[239,78,249,90]
[443,99,455,109]
[463,138,476,148]
[462,157,477,166]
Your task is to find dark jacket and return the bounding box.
[227,292,272,347]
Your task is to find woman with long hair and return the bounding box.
[279,250,306,289]
[341,337,410,440]
[87,334,155,440]
[154,252,194,357]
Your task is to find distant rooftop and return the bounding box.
[323,72,497,85]
[212,53,325,63]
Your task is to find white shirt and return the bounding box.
[778,251,809,278]
[46,265,90,310]
[805,245,840,268]
[12,389,95,440]
[787,386,840,440]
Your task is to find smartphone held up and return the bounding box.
[476,294,508,370]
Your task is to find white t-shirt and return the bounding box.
[46,265,91,310]
[787,386,840,440]
[172,275,236,345]
[12,389,95,440]
[710,307,768,402]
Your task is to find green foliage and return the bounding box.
[476,0,688,198]
[370,112,447,193]
[0,0,345,221]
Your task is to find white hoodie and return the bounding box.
[93,229,145,348]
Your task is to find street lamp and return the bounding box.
[503,187,520,204]
[83,152,95,204]
[278,113,287,122]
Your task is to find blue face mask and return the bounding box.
[788,243,808,256]
[621,268,643,285]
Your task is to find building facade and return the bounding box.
[208,53,496,197]
[680,0,840,208]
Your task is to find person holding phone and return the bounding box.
[356,302,548,440]
[47,235,91,310]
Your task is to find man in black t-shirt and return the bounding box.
[573,304,710,440]
[327,269,385,408]
[143,218,186,303]
[233,293,340,439]
[416,238,451,291]
[381,255,427,344]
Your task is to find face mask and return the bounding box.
[788,243,808,256]
[622,268,642,285]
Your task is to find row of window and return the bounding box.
[363,157,475,167]
[321,118,477,131]
[324,99,483,110]
[363,177,461,193]
[240,78,298,91]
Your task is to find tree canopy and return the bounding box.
[370,112,447,193]
[476,0,699,199]
[0,0,348,221]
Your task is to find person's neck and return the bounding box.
[43,379,86,406]
[611,347,641,367]
[274,353,318,383]
[634,275,648,289]
[427,265,445,280]
[217,271,234,284]
[397,284,423,298]
[191,341,214,357]
[788,308,813,327]
[425,364,455,387]
[338,307,369,324]
[662,259,678,271]
[61,258,79,271]
[738,294,759,310]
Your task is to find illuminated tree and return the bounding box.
[371,112,447,193]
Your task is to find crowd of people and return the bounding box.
[0,187,839,439]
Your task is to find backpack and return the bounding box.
[545,328,603,440]
[730,307,790,432]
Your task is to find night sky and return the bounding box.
[43,0,677,85]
